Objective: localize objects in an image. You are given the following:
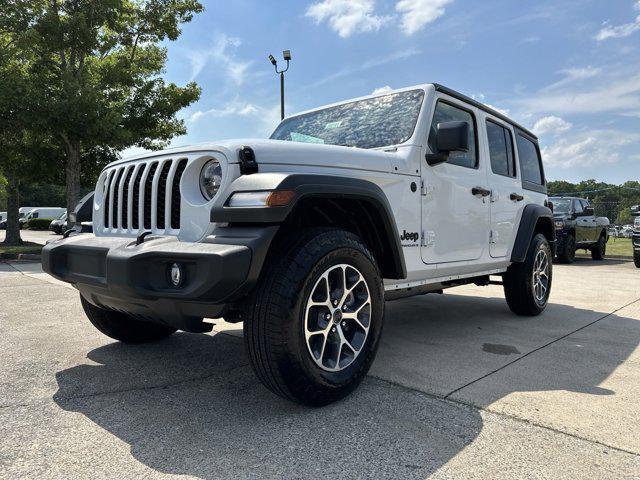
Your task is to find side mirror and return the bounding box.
[584,207,595,216]
[426,121,469,166]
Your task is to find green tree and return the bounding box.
[1,0,203,214]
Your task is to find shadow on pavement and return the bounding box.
[53,293,640,479]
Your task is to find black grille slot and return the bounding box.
[171,159,187,229]
[131,165,145,230]
[156,161,172,230]
[120,167,134,229]
[111,168,124,229]
[103,171,113,228]
[143,162,159,230]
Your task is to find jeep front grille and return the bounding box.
[100,158,188,234]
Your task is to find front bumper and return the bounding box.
[42,227,277,331]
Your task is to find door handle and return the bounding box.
[510,193,524,202]
[472,187,491,197]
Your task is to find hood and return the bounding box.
[114,139,396,173]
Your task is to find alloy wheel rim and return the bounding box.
[532,249,550,303]
[304,264,371,372]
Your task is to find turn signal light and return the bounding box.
[266,190,295,206]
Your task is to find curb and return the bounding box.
[0,253,42,262]
[574,254,633,262]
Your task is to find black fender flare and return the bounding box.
[211,173,406,279]
[511,204,555,262]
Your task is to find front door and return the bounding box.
[421,98,490,264]
[574,199,591,244]
[484,118,523,258]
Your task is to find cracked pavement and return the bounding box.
[1,258,639,479]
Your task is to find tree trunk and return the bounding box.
[63,139,81,215]
[3,171,22,246]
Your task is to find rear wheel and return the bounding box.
[634,249,640,268]
[243,228,384,406]
[557,233,575,263]
[590,234,606,260]
[504,233,552,316]
[80,296,177,343]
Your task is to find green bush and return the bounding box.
[26,218,53,230]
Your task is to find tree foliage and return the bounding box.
[0,0,203,213]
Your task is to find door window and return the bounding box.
[486,120,516,177]
[428,101,477,169]
[574,200,584,214]
[515,133,544,186]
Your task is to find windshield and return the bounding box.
[270,90,425,149]
[550,198,572,213]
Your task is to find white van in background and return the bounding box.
[0,212,6,222]
[23,207,66,224]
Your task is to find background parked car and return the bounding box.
[632,205,640,268]
[0,207,36,229]
[551,196,610,263]
[49,212,68,234]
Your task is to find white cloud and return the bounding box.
[186,34,252,85]
[188,99,260,123]
[542,66,601,91]
[595,2,640,41]
[532,116,572,136]
[305,0,390,38]
[396,0,454,35]
[309,48,420,88]
[518,74,640,115]
[372,86,393,95]
[541,130,640,168]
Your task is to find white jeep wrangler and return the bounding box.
[43,84,555,406]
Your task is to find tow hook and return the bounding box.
[136,231,153,246]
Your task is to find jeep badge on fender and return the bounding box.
[400,230,419,242]
[43,83,554,406]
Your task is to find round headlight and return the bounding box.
[199,160,223,201]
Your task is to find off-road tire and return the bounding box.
[503,233,552,316]
[243,228,384,406]
[80,295,177,343]
[634,249,640,268]
[590,234,606,260]
[556,233,576,264]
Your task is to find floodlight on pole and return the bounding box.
[268,50,292,120]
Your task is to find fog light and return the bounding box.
[169,263,184,287]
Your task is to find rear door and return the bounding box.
[484,118,522,258]
[421,97,490,264]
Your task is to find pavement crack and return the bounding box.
[444,297,640,400]
[369,375,640,458]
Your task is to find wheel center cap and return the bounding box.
[333,309,343,324]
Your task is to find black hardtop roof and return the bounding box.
[433,84,537,140]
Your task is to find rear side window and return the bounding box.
[428,101,477,169]
[486,120,516,177]
[516,133,544,186]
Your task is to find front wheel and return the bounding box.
[243,228,384,406]
[634,249,640,268]
[80,296,177,343]
[503,233,552,316]
[556,233,575,263]
[591,235,606,260]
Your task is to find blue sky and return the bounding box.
[140,0,640,183]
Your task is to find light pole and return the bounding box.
[269,50,291,120]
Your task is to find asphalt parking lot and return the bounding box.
[1,257,639,479]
